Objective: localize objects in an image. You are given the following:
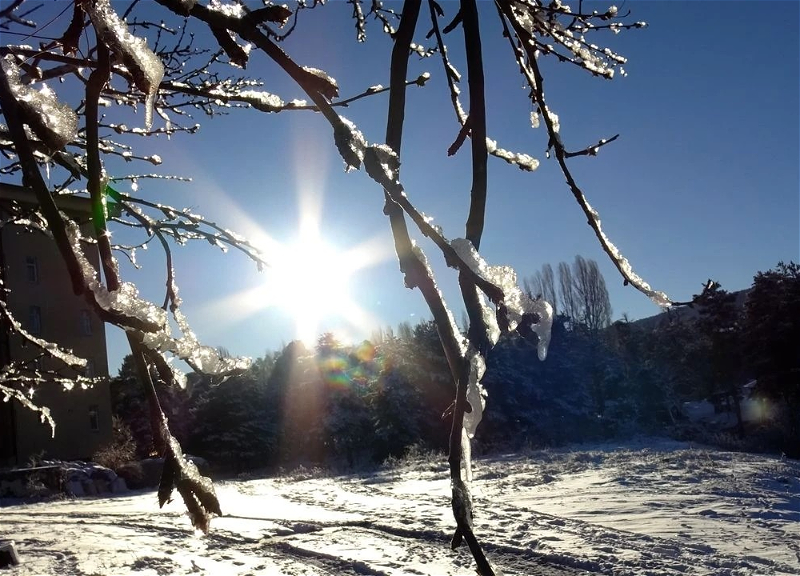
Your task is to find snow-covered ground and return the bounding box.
[1,438,798,575]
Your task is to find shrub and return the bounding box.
[92,417,137,472]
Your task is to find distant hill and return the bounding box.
[628,288,751,331]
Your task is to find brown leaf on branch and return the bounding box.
[158,431,221,533]
[246,5,293,27]
[302,67,339,101]
[211,26,250,69]
[157,453,177,508]
[58,2,85,56]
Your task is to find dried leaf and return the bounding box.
[211,26,249,69]
[177,480,212,533]
[302,67,339,101]
[450,527,463,550]
[157,453,176,508]
[159,433,221,532]
[246,5,292,26]
[58,2,85,56]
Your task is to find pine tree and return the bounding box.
[743,262,800,454]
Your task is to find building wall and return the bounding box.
[1,221,112,463]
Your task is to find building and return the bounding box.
[0,183,112,466]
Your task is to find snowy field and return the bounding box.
[1,438,798,576]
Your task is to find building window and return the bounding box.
[25,256,39,283]
[88,405,100,431]
[79,310,92,336]
[28,306,42,336]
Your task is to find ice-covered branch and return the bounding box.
[0,381,55,433]
[564,133,619,158]
[497,5,671,307]
[114,191,268,270]
[0,299,87,370]
[428,0,540,173]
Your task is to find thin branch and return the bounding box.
[460,0,487,251]
[497,0,672,307]
[564,133,620,158]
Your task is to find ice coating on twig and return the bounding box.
[238,90,284,112]
[207,0,244,19]
[584,201,671,308]
[145,308,251,374]
[66,221,249,374]
[0,300,86,369]
[450,238,553,360]
[409,241,468,356]
[67,219,166,328]
[461,427,472,482]
[476,287,501,346]
[1,55,78,151]
[0,380,55,435]
[486,137,539,172]
[509,1,626,79]
[86,0,165,130]
[463,351,487,439]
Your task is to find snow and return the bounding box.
[238,89,284,112]
[486,138,540,171]
[207,0,245,19]
[1,55,78,151]
[2,439,796,575]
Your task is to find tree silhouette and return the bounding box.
[695,282,745,437]
[743,262,800,455]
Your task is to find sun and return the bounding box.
[262,227,359,344]
[191,130,392,346]
[198,221,388,347]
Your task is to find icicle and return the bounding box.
[85,0,164,130]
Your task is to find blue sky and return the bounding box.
[6,1,799,373]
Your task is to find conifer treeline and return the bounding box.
[110,261,800,469]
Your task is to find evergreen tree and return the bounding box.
[187,371,278,471]
[695,282,745,436]
[110,355,191,458]
[743,262,800,455]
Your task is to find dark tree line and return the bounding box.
[111,323,453,471]
[109,260,800,469]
